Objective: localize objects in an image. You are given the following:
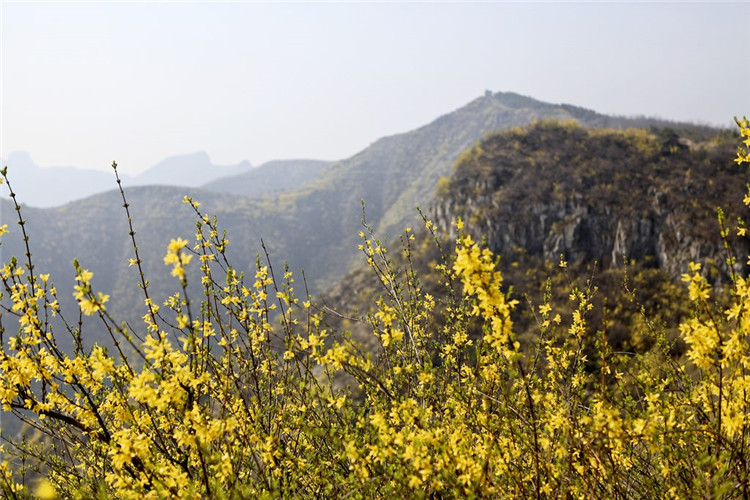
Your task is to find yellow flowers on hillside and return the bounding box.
[0,123,748,498]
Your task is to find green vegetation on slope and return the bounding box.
[438,120,746,276]
[321,121,744,357]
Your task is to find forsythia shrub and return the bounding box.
[0,119,748,499]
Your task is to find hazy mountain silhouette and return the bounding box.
[0,151,254,208]
[0,152,117,208]
[127,151,253,188]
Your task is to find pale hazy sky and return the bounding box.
[1,1,748,175]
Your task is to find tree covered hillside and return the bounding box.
[436,121,746,277]
[323,121,745,362]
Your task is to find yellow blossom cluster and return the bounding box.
[163,237,193,284]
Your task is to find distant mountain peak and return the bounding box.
[0,153,116,207]
[157,151,210,163]
[6,151,34,164]
[130,152,253,188]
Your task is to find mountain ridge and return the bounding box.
[0,91,732,331]
[0,151,255,208]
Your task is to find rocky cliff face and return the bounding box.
[433,121,747,283]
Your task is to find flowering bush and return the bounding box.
[0,118,748,498]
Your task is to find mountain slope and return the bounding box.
[202,159,331,196]
[0,186,271,328]
[433,121,746,279]
[248,91,720,286]
[320,120,745,356]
